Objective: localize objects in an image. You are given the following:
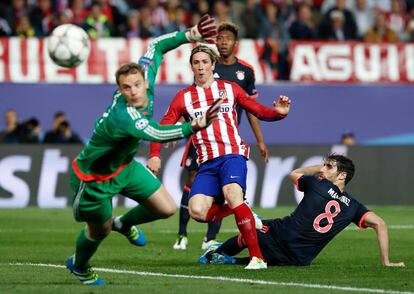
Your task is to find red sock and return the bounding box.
[205,203,233,222]
[233,203,263,260]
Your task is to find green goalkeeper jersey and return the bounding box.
[73,31,191,181]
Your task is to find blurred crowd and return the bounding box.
[0,109,83,144]
[1,0,414,79]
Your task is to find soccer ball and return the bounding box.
[47,24,90,68]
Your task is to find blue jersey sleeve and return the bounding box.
[297,175,318,192]
[351,199,370,227]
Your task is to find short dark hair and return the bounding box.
[115,62,145,85]
[326,154,355,185]
[54,111,66,119]
[189,45,219,64]
[218,22,239,39]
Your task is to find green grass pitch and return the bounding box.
[0,206,413,293]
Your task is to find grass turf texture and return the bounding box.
[0,206,413,293]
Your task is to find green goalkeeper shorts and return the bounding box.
[70,159,161,223]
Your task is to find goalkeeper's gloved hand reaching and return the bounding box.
[187,14,218,44]
[191,98,222,131]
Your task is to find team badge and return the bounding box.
[219,90,228,99]
[135,118,149,130]
[236,70,245,80]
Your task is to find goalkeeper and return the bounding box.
[66,15,219,285]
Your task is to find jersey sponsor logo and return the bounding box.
[135,118,149,130]
[236,70,245,80]
[193,103,231,119]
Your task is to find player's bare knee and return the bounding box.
[223,183,243,197]
[189,205,207,222]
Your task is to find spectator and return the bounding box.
[352,0,375,39]
[147,0,169,34]
[213,0,234,23]
[385,0,408,40]
[340,132,357,146]
[19,117,41,143]
[139,5,162,37]
[324,9,354,40]
[3,0,29,36]
[289,3,318,40]
[95,0,125,36]
[82,1,114,39]
[0,109,20,143]
[15,15,35,37]
[0,2,13,36]
[119,9,141,38]
[166,0,189,25]
[196,0,211,16]
[70,0,88,26]
[259,2,290,80]
[365,12,400,42]
[29,0,55,36]
[371,0,392,14]
[55,8,73,26]
[321,0,354,14]
[0,17,12,36]
[320,0,358,40]
[43,112,83,144]
[406,6,414,41]
[165,5,188,33]
[239,0,263,38]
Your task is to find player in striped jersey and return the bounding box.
[66,16,220,285]
[148,45,291,269]
[171,22,270,251]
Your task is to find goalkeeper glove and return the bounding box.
[191,98,222,131]
[187,14,218,44]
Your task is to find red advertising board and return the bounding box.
[289,41,414,83]
[0,37,275,84]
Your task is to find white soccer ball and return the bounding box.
[47,24,91,68]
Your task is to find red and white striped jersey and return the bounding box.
[151,79,284,164]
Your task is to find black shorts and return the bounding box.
[258,219,300,266]
[181,139,198,172]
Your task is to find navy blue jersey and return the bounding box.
[264,175,370,266]
[214,58,257,124]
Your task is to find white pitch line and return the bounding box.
[0,225,413,234]
[6,262,413,294]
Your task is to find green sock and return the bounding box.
[74,228,102,270]
[119,205,160,230]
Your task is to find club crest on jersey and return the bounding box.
[219,90,228,100]
[236,70,245,80]
[135,118,149,130]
